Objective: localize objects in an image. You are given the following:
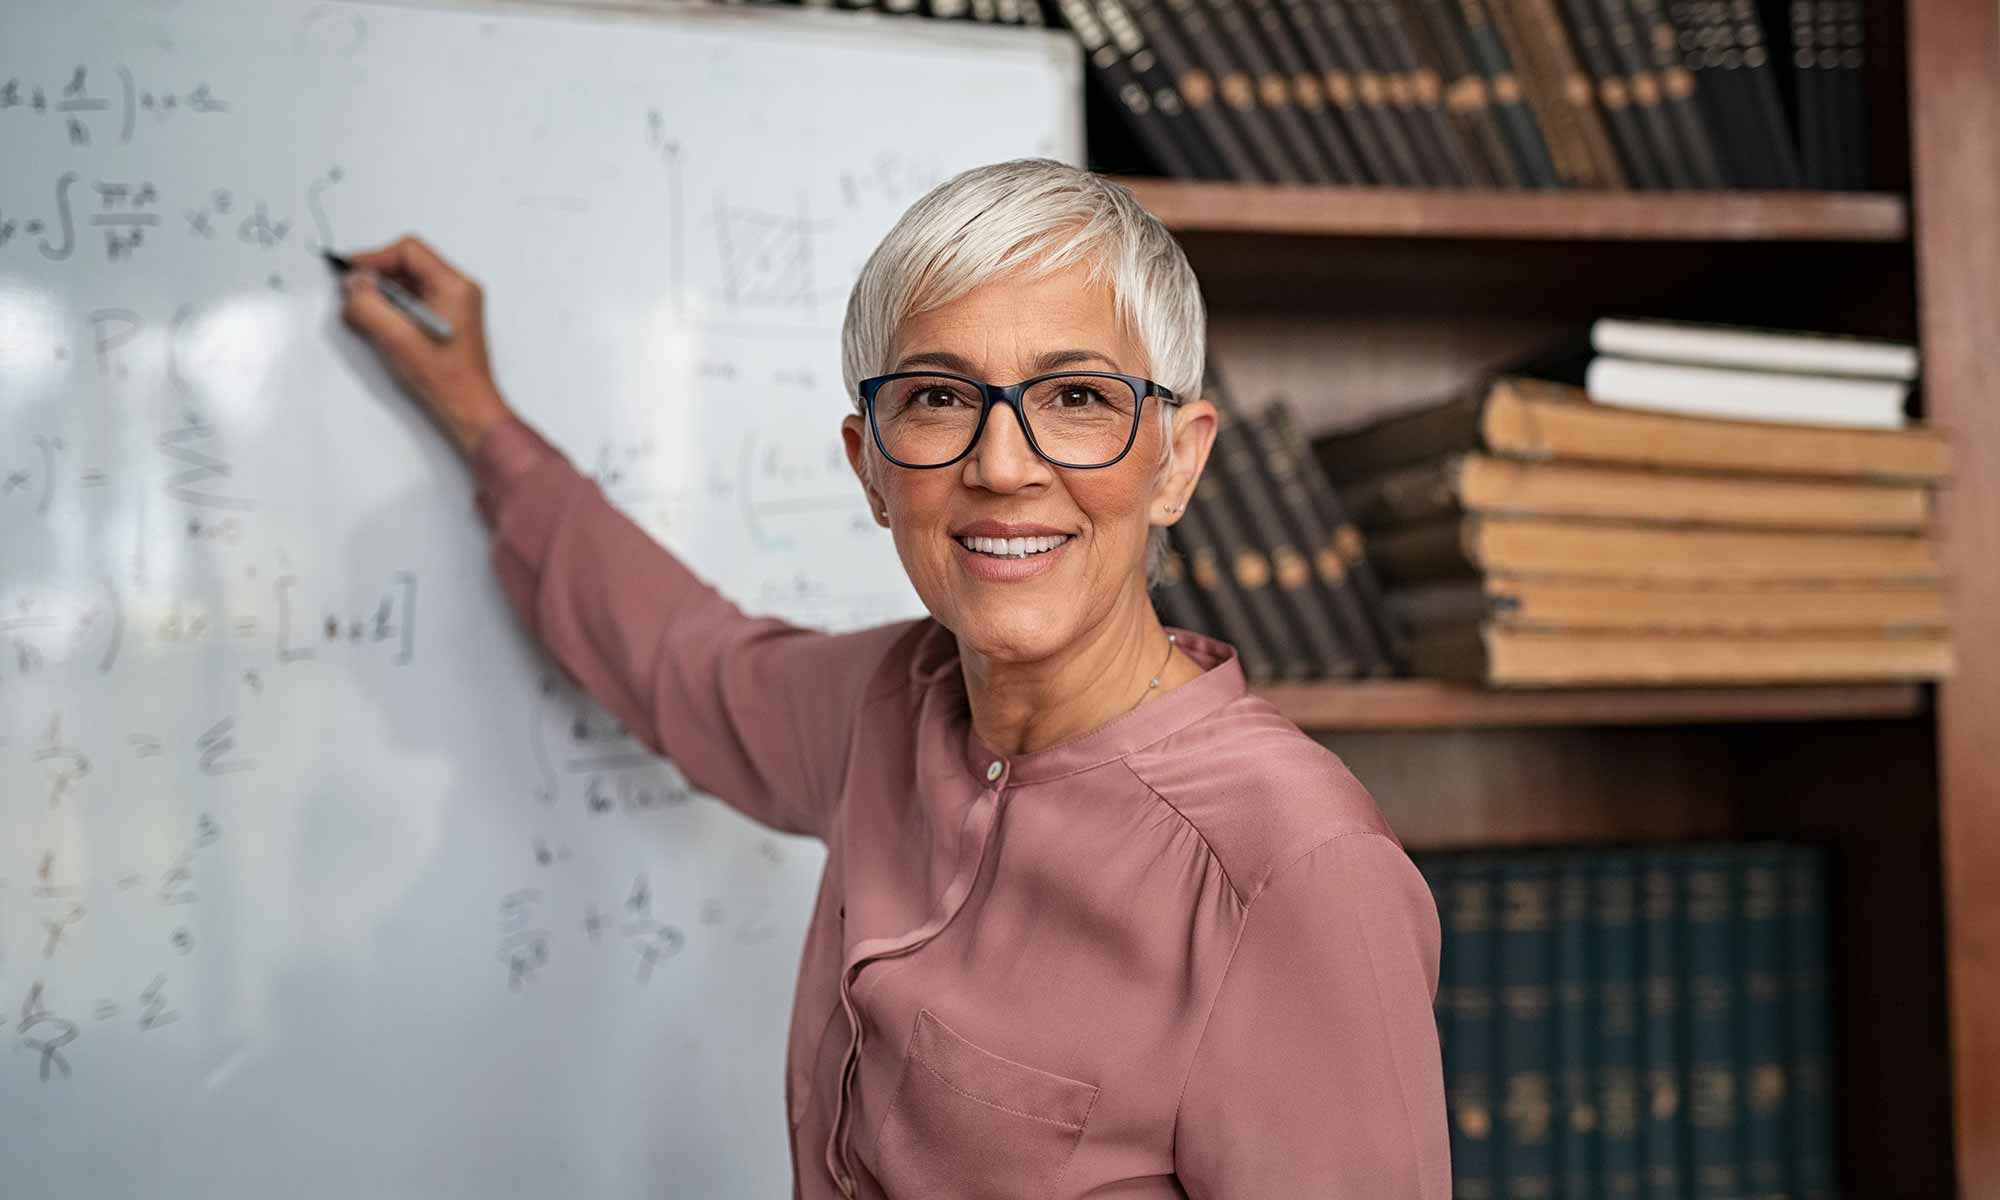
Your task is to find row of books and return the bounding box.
[1151,367,1408,681]
[1309,321,1954,687]
[1415,843,1836,1200]
[1057,0,1871,190]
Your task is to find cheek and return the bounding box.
[1068,468,1154,551]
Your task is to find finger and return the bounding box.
[339,271,432,362]
[348,235,470,304]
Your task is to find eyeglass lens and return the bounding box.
[872,373,1140,467]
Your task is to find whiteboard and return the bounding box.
[0,1,1079,1194]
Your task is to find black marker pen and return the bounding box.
[322,249,455,341]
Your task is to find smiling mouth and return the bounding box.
[955,534,1072,559]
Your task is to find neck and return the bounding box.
[958,581,1198,756]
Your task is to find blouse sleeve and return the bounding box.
[1174,831,1452,1199]
[470,414,906,839]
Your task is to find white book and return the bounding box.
[1591,317,1920,381]
[1584,356,1912,429]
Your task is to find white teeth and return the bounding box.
[957,534,1070,559]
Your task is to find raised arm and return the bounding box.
[338,236,899,837]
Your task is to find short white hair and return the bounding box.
[840,157,1207,586]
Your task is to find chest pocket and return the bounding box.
[872,1008,1099,1200]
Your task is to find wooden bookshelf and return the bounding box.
[1101,0,1989,1189]
[1110,178,1910,242]
[1253,680,1926,731]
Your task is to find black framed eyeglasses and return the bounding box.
[859,370,1181,470]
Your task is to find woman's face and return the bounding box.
[841,260,1213,665]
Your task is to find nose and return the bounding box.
[963,402,1049,492]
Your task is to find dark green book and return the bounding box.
[1594,853,1644,1200]
[1683,847,1743,1199]
[1499,856,1558,1200]
[1445,856,1501,1200]
[1556,855,1597,1198]
[1639,852,1685,1200]
[1788,846,1837,1200]
[1740,844,1792,1200]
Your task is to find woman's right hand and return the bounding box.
[337,235,513,458]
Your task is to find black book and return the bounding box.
[1402,0,1526,186]
[1376,0,1502,185]
[1097,0,1237,177]
[1788,0,1830,186]
[1832,0,1867,188]
[1058,0,1207,176]
[1204,0,1349,181]
[1152,547,1219,637]
[1316,0,1435,183]
[1343,0,1461,183]
[1455,0,1563,186]
[1209,390,1362,677]
[1276,0,1407,181]
[1616,0,1728,184]
[1168,505,1284,680]
[1266,399,1408,671]
[1248,400,1389,674]
[1189,466,1317,680]
[1729,0,1806,187]
[1597,0,1699,187]
[1127,0,1284,179]
[1163,0,1311,179]
[1245,0,1372,181]
[1556,0,1669,186]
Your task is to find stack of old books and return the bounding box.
[1311,322,1954,687]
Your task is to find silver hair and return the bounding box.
[840,157,1206,588]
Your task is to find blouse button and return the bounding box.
[985,760,1003,782]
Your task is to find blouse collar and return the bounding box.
[908,621,1249,786]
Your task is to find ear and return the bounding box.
[841,413,889,526]
[1152,397,1217,525]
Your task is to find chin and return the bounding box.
[947,597,1077,665]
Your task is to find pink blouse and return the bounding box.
[472,415,1451,1198]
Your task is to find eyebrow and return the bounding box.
[894,348,1123,376]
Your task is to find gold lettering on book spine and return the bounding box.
[1232,550,1271,589]
[1565,74,1591,105]
[1179,69,1215,106]
[1446,76,1489,111]
[1189,548,1222,589]
[1599,77,1631,107]
[1258,74,1289,106]
[1493,73,1522,103]
[1272,546,1312,590]
[1220,72,1256,109]
[1325,70,1356,106]
[1412,68,1441,103]
[1294,73,1326,107]
[1356,71,1385,104]
[1662,64,1694,98]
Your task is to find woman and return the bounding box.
[339,158,1448,1198]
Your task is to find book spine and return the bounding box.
[1498,856,1559,1200]
[1266,399,1409,670]
[1251,402,1389,674]
[1204,0,1345,180]
[1345,0,1464,183]
[1459,0,1564,185]
[1787,846,1836,1200]
[1834,0,1867,188]
[1152,545,1219,634]
[1726,0,1805,186]
[1740,845,1792,1200]
[1684,848,1744,1199]
[1790,0,1827,186]
[1098,0,1235,177]
[1279,0,1406,181]
[1191,467,1318,679]
[1447,858,1502,1200]
[1374,0,1498,184]
[1557,0,1669,186]
[1168,503,1283,680]
[1059,0,1208,177]
[1211,401,1362,677]
[1595,853,1645,1200]
[1556,855,1598,1199]
[1632,0,1731,187]
[1599,0,1698,187]
[1406,0,1530,186]
[1128,0,1285,179]
[1522,0,1631,186]
[1246,0,1373,180]
[1487,0,1594,185]
[1639,852,1686,1200]
[1318,0,1436,183]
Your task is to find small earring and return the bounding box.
[1163,503,1182,515]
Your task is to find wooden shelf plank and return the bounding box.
[1253,679,1926,729]
[1112,178,1909,243]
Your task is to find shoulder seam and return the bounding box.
[1168,830,1403,1155]
[1118,760,1243,906]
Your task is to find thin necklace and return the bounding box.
[1132,631,1179,711]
